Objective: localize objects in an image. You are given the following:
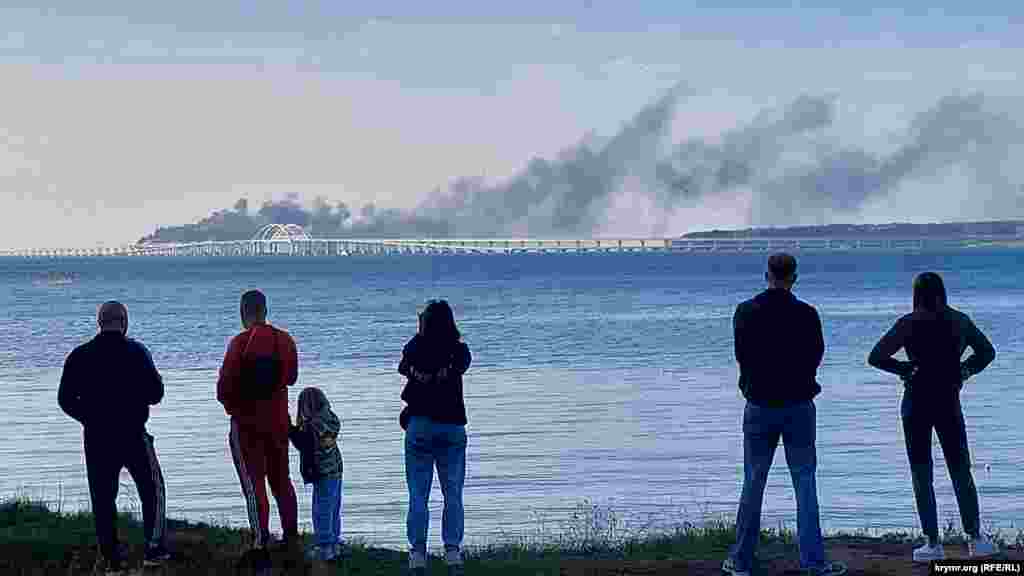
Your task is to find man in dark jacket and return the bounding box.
[723,255,846,576]
[58,301,170,574]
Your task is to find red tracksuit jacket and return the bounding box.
[217,323,298,437]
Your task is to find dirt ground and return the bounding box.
[12,526,1022,575]
[559,538,1024,575]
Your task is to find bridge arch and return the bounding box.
[252,223,311,242]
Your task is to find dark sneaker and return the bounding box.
[277,532,303,555]
[305,544,340,562]
[144,544,172,567]
[808,561,848,576]
[252,546,273,576]
[93,554,125,575]
[969,534,998,558]
[445,547,465,576]
[721,557,751,576]
[408,550,427,576]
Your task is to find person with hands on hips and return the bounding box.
[868,271,997,563]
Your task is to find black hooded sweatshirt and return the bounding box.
[58,331,164,435]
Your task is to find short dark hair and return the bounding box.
[240,290,267,318]
[767,253,797,282]
[913,272,947,312]
[98,301,127,330]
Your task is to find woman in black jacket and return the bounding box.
[868,272,997,562]
[398,300,471,576]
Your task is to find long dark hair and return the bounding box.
[419,300,461,345]
[912,272,948,313]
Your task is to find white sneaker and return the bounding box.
[913,542,946,562]
[969,534,998,558]
[721,557,751,576]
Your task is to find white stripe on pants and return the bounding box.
[143,433,167,545]
[229,419,264,546]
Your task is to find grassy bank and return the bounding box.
[2,498,1022,575]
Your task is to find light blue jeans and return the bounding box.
[312,478,342,560]
[729,400,827,572]
[405,416,467,555]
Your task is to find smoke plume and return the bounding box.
[141,89,1024,243]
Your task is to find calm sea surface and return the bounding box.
[1,251,1022,548]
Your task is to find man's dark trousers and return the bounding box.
[84,428,166,561]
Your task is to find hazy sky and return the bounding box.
[2,2,1022,248]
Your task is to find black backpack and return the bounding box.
[239,326,283,401]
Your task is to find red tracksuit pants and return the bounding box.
[229,419,298,546]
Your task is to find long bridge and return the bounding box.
[0,224,1016,258]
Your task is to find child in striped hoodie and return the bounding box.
[289,387,344,562]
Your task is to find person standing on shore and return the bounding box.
[723,254,846,576]
[868,272,998,562]
[289,386,344,562]
[58,301,171,574]
[217,290,300,572]
[399,300,472,576]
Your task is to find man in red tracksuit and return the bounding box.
[217,289,299,568]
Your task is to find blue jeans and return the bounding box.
[312,478,342,559]
[405,416,467,554]
[730,400,827,572]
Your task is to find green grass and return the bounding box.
[0,498,748,574]
[1,497,1021,575]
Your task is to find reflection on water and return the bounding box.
[1,252,1023,547]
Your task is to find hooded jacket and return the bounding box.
[288,388,342,484]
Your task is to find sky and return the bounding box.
[2,2,1023,248]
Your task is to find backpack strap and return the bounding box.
[241,325,280,358]
[241,326,258,357]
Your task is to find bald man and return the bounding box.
[58,301,170,574]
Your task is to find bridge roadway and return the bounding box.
[0,236,1010,258]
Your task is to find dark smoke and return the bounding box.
[141,89,1023,243]
[255,192,308,227]
[742,93,1023,225]
[369,83,683,237]
[651,94,838,209]
[139,193,355,243]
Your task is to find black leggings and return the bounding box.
[84,429,167,560]
[901,392,980,541]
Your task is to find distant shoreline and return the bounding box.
[138,218,1024,245]
[682,219,1024,240]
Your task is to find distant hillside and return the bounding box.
[683,220,1024,239]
